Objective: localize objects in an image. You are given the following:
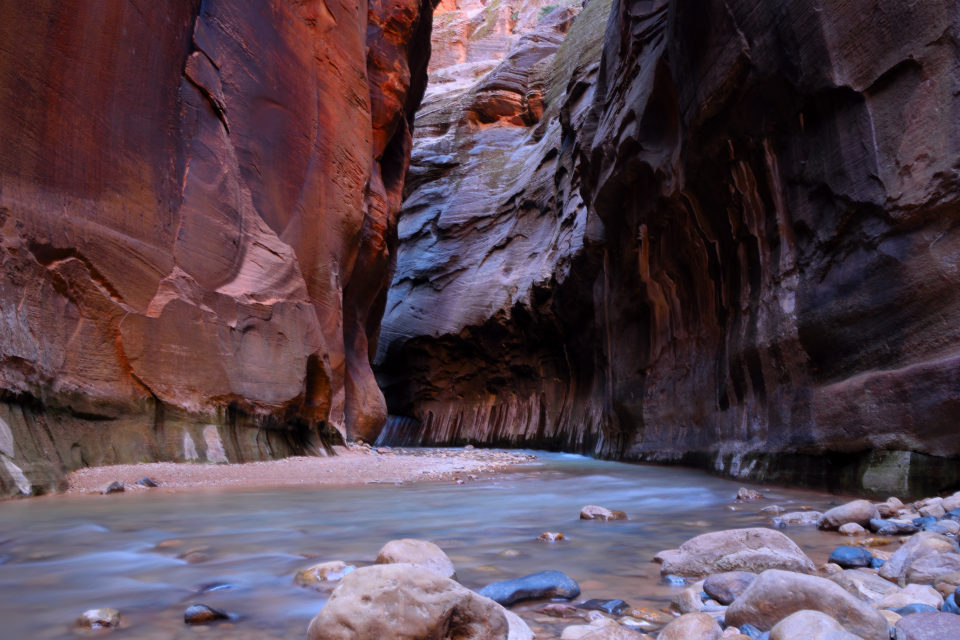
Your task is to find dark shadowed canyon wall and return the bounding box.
[0,0,433,496]
[377,0,960,495]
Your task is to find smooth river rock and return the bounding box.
[828,546,875,570]
[819,501,881,530]
[307,564,519,640]
[724,569,890,640]
[703,572,757,605]
[894,611,960,640]
[580,505,628,521]
[375,539,456,579]
[478,570,581,606]
[879,532,956,586]
[657,612,723,640]
[656,528,815,577]
[769,610,861,640]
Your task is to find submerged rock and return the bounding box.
[559,611,647,640]
[478,570,581,606]
[295,560,356,588]
[580,505,628,521]
[578,598,630,615]
[538,531,565,543]
[77,608,121,629]
[184,604,229,625]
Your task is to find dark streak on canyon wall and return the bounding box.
[378,0,960,494]
[0,0,433,496]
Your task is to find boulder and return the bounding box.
[879,532,956,586]
[819,501,881,530]
[375,539,456,579]
[656,528,815,577]
[877,584,944,610]
[942,493,960,512]
[580,505,628,521]
[829,568,900,605]
[868,518,918,535]
[770,610,859,640]
[905,552,960,585]
[478,570,581,606]
[703,572,757,605]
[877,498,905,518]
[504,610,534,640]
[828,546,874,569]
[724,569,889,640]
[672,581,708,614]
[657,612,722,640]
[307,564,512,640]
[894,611,960,640]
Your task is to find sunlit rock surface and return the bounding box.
[378,0,960,493]
[0,0,433,495]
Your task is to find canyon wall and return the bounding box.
[0,0,433,496]
[378,0,960,494]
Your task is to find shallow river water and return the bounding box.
[0,451,856,638]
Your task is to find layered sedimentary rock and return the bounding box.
[0,0,432,495]
[378,0,960,493]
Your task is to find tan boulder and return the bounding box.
[559,611,648,639]
[375,538,456,579]
[307,563,517,640]
[829,568,899,605]
[878,531,955,586]
[724,569,889,640]
[818,500,881,530]
[905,552,960,585]
[657,612,722,640]
[655,528,815,577]
[770,610,861,640]
[942,491,960,512]
[876,583,943,610]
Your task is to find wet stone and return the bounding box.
[736,488,763,502]
[538,531,565,543]
[77,608,121,629]
[704,572,757,605]
[184,604,229,624]
[738,623,764,638]
[661,574,687,586]
[945,509,960,521]
[913,516,938,528]
[943,593,959,615]
[578,598,630,615]
[136,477,159,488]
[828,546,874,569]
[478,570,581,606]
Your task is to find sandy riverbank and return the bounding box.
[65,446,537,494]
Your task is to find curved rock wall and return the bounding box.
[0,0,433,495]
[378,0,960,494]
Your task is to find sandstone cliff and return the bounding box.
[0,0,433,495]
[378,0,960,494]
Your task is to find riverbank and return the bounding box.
[65,445,537,494]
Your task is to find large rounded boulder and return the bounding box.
[375,538,456,579]
[655,528,815,576]
[307,563,518,640]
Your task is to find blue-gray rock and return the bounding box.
[136,477,159,488]
[660,574,686,586]
[477,570,580,606]
[578,598,629,615]
[944,593,959,615]
[913,516,938,528]
[871,557,886,569]
[739,623,764,638]
[829,545,874,569]
[184,604,229,624]
[923,522,953,534]
[945,509,960,521]
[890,603,939,616]
[102,481,124,495]
[703,571,757,605]
[870,518,918,535]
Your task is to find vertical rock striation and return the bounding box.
[0,0,433,495]
[379,0,960,493]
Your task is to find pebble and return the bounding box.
[828,545,874,569]
[77,608,121,629]
[184,604,229,624]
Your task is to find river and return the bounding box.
[0,451,852,638]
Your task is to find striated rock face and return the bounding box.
[0,0,433,495]
[378,0,960,493]
[376,0,615,449]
